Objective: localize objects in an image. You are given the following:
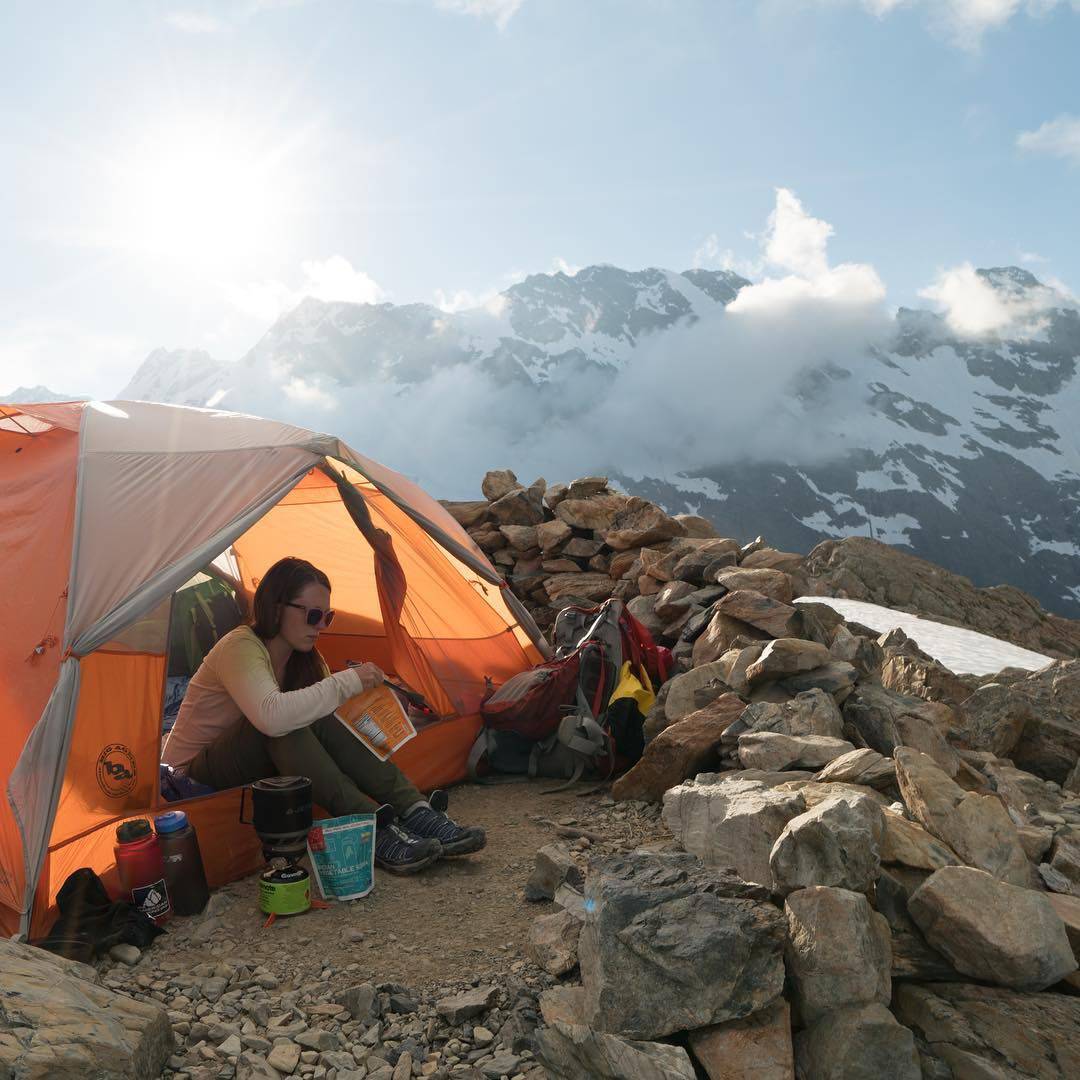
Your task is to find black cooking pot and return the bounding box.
[240,775,313,861]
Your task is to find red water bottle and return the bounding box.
[115,818,172,925]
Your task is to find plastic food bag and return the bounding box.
[306,813,376,901]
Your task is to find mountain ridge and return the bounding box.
[117,262,1080,618]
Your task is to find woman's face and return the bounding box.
[278,581,332,653]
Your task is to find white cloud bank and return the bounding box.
[434,0,524,30]
[224,188,899,493]
[918,262,1072,337]
[227,256,386,323]
[1017,114,1080,165]
[810,0,1079,49]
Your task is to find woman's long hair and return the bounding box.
[251,557,332,692]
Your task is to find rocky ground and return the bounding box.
[7,469,1080,1079]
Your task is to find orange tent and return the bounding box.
[0,399,546,938]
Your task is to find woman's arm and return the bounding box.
[215,633,370,737]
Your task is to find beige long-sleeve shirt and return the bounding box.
[162,626,366,769]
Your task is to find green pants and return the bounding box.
[187,714,424,817]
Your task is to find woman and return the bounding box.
[162,556,485,873]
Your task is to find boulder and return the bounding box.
[907,865,1077,990]
[740,548,803,572]
[724,688,844,746]
[566,476,610,499]
[543,558,582,573]
[662,661,735,728]
[674,513,720,539]
[526,910,581,976]
[499,524,539,551]
[1051,829,1080,889]
[1017,823,1055,863]
[713,567,795,603]
[841,683,956,764]
[544,572,616,603]
[535,987,697,1080]
[794,1003,921,1080]
[709,643,765,696]
[686,1000,793,1080]
[813,748,896,789]
[653,580,697,622]
[894,748,1037,888]
[525,845,583,901]
[745,638,832,685]
[881,811,960,871]
[563,536,604,559]
[555,494,630,531]
[536,518,573,554]
[784,886,891,1022]
[957,682,1034,757]
[627,594,665,640]
[715,590,796,638]
[544,481,569,509]
[488,485,544,525]
[985,760,1064,823]
[1047,892,1080,957]
[692,611,769,667]
[737,733,854,772]
[441,499,490,527]
[663,777,807,885]
[672,539,741,583]
[578,853,785,1039]
[436,985,499,1024]
[880,652,974,707]
[612,694,745,803]
[603,498,687,551]
[779,661,857,702]
[1012,660,1080,784]
[894,982,1080,1080]
[769,791,885,895]
[481,468,520,502]
[0,938,173,1079]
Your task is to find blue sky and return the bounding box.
[2,0,1078,398]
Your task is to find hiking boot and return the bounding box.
[401,790,487,856]
[374,804,442,875]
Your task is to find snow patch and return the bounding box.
[794,596,1052,675]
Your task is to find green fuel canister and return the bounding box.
[259,864,311,916]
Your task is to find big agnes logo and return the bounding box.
[96,743,137,798]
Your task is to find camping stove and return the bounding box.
[240,775,314,917]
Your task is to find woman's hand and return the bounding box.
[348,661,386,691]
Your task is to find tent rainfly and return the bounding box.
[0,399,546,938]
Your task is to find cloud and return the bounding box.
[804,1,1079,49]
[165,1,313,33]
[1018,250,1049,264]
[226,188,896,495]
[0,321,145,401]
[1017,114,1080,165]
[434,0,524,30]
[918,262,1070,336]
[227,256,385,323]
[727,187,885,314]
[165,11,228,32]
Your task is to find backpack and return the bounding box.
[469,598,666,786]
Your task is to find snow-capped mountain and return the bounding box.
[123,266,750,402]
[122,264,1080,618]
[4,385,86,403]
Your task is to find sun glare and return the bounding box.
[115,116,288,264]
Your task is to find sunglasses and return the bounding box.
[283,602,335,628]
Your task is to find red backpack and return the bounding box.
[470,599,668,784]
